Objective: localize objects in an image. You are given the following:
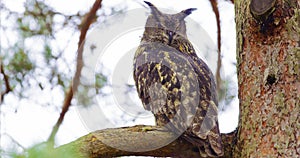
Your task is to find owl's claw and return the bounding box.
[140,126,154,132]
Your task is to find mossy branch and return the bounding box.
[55,125,236,158]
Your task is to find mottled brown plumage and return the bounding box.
[133,1,223,157]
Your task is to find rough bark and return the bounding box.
[234,0,300,157]
[55,125,236,158]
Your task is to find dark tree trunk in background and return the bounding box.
[234,0,300,157]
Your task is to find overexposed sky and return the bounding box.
[0,0,238,155]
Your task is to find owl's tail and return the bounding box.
[183,127,223,157]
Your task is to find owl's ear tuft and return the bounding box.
[178,8,197,19]
[144,1,154,7]
[144,1,162,17]
[182,8,197,15]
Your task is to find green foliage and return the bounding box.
[17,0,55,37]
[8,48,34,74]
[1,0,83,96]
[218,76,237,111]
[95,73,107,89]
[10,142,76,158]
[44,44,52,62]
[76,73,107,106]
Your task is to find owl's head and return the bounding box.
[142,1,196,45]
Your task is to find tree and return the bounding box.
[55,0,299,157]
[1,0,299,157]
[233,0,299,157]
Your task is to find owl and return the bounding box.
[133,1,223,157]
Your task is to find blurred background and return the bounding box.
[0,0,238,157]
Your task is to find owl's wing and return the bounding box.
[184,100,223,157]
[184,57,224,157]
[133,43,200,129]
[133,43,223,157]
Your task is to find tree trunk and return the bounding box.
[234,0,300,157]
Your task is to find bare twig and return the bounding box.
[47,0,103,143]
[2,133,25,150]
[0,61,12,103]
[209,0,222,95]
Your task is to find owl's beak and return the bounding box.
[168,31,173,38]
[167,31,174,44]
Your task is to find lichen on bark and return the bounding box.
[234,0,300,157]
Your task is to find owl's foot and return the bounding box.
[140,126,155,132]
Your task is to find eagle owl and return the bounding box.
[133,1,223,157]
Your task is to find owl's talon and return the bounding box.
[140,126,154,132]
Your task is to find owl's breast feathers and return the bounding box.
[133,42,223,157]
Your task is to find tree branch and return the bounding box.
[209,0,222,95]
[47,0,103,143]
[0,61,12,103]
[56,125,236,158]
